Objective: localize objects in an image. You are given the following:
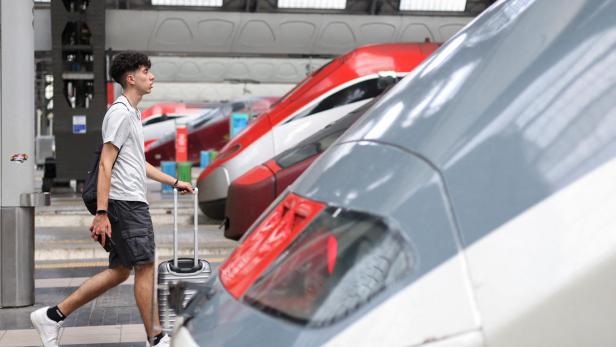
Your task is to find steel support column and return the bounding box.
[0,0,37,308]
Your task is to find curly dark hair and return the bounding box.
[110,51,151,87]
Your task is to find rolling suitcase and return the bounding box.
[157,187,211,334]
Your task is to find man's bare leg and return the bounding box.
[57,266,131,316]
[134,262,161,338]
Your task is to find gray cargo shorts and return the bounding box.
[108,199,156,268]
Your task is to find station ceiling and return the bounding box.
[35,0,497,16]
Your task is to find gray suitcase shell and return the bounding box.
[157,187,211,334]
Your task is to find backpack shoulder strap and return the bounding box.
[112,146,122,168]
[110,100,131,112]
[106,99,129,164]
[98,142,123,167]
[110,99,141,119]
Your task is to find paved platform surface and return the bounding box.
[0,262,221,346]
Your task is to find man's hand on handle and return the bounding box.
[175,180,194,194]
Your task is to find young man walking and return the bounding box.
[30,52,193,347]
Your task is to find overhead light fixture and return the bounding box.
[34,0,51,2]
[400,0,466,11]
[278,0,346,10]
[151,0,223,6]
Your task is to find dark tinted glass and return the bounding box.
[189,106,226,130]
[276,129,344,169]
[288,77,385,124]
[311,78,381,115]
[242,207,414,327]
[142,115,179,126]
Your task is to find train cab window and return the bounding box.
[143,114,179,126]
[288,77,385,124]
[241,206,415,327]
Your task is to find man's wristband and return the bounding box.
[96,210,108,215]
[172,179,179,188]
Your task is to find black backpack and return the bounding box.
[82,101,129,215]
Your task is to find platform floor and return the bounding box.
[0,262,221,346]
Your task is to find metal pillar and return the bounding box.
[0,0,49,308]
[51,0,107,184]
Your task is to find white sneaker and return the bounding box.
[30,307,63,347]
[147,334,171,347]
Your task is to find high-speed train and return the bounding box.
[196,42,439,219]
[223,96,382,240]
[145,97,277,166]
[174,0,616,346]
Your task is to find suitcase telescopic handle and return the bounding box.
[173,187,178,268]
[193,187,199,267]
[173,187,200,269]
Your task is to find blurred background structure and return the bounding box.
[32,0,495,185]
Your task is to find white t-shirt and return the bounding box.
[102,95,148,204]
